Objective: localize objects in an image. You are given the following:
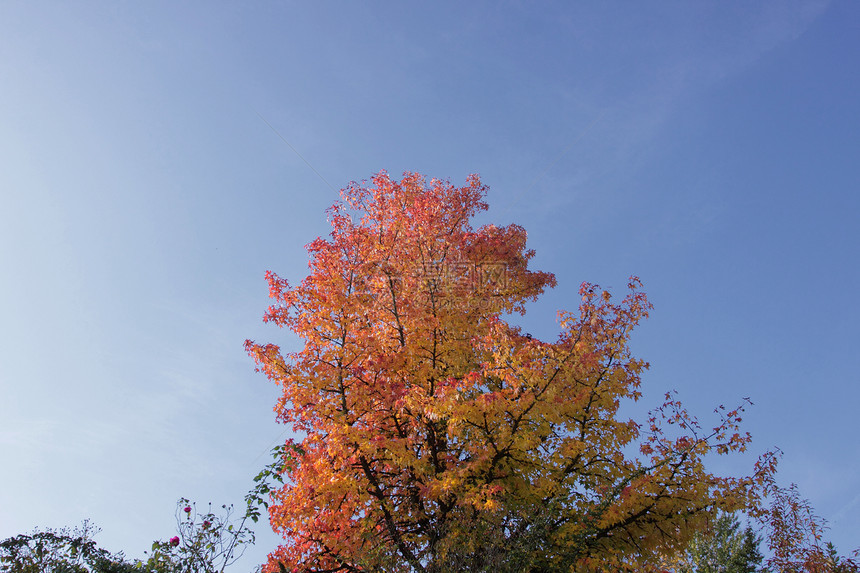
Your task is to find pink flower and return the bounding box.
[183,506,192,513]
[202,520,211,529]
[169,536,180,547]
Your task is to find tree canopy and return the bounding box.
[677,511,764,573]
[0,499,257,573]
[246,171,771,572]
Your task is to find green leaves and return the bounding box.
[0,522,134,573]
[244,443,293,523]
[1,498,261,573]
[678,511,764,573]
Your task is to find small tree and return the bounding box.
[142,498,256,573]
[677,511,764,573]
[757,469,860,573]
[246,171,774,572]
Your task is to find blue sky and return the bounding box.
[1,0,858,565]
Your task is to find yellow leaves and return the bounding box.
[248,171,767,573]
[428,473,463,498]
[558,437,587,460]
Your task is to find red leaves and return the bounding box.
[750,455,860,572]
[247,171,770,573]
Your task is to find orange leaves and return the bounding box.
[247,171,769,573]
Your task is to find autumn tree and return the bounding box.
[246,171,770,572]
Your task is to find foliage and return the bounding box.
[676,511,764,573]
[141,498,256,573]
[756,466,860,573]
[245,443,300,526]
[0,521,137,573]
[246,171,773,572]
[1,498,258,573]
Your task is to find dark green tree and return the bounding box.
[679,511,764,573]
[1,444,289,573]
[0,521,137,573]
[1,497,261,573]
